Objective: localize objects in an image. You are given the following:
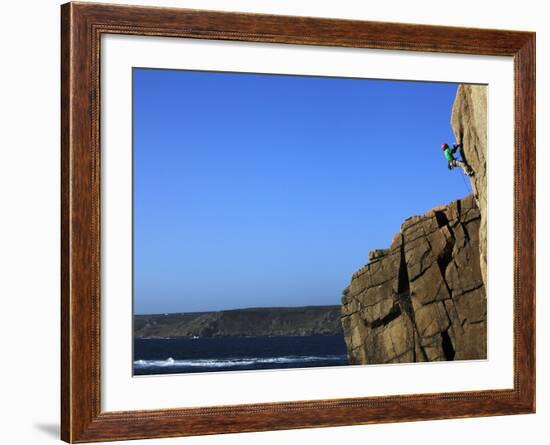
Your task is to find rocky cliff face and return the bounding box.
[135,305,343,338]
[341,194,486,364]
[339,83,487,365]
[451,84,487,287]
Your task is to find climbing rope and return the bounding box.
[458,169,473,195]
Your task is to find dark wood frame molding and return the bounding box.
[61,2,536,442]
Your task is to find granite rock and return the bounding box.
[451,84,487,287]
[341,194,487,364]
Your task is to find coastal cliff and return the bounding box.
[340,84,487,364]
[451,84,487,287]
[135,305,343,338]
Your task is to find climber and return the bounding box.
[441,143,474,176]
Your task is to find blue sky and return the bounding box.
[133,68,469,315]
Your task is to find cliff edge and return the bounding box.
[451,84,487,287]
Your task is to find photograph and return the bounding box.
[55,2,536,441]
[132,68,487,376]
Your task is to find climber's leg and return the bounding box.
[455,160,474,176]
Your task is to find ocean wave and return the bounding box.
[134,355,345,369]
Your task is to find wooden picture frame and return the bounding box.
[61,1,535,442]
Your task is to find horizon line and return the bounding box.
[134,303,342,317]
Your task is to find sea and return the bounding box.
[134,335,349,375]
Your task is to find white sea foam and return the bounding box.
[133,355,345,369]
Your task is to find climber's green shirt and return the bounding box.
[444,146,457,162]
